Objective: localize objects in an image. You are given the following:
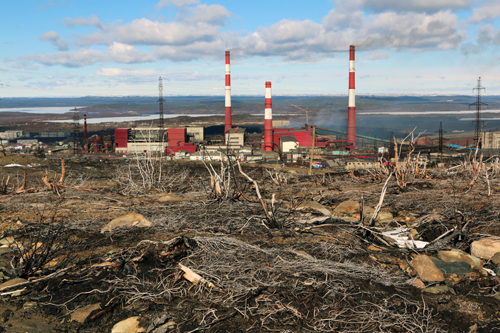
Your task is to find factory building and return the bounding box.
[482,131,500,149]
[114,126,203,154]
[225,127,246,148]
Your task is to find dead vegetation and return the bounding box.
[0,156,499,332]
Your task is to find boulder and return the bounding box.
[378,211,394,223]
[411,278,425,289]
[333,201,360,215]
[470,237,500,260]
[491,252,500,267]
[71,303,101,323]
[411,255,444,282]
[437,249,484,269]
[431,258,471,276]
[298,201,332,216]
[112,317,146,333]
[101,214,153,233]
[157,193,183,202]
[423,285,456,294]
[0,277,27,290]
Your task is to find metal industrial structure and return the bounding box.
[470,77,487,146]
[347,45,356,150]
[71,107,80,155]
[225,51,232,134]
[158,76,165,141]
[264,81,273,151]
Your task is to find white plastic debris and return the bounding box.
[381,228,429,249]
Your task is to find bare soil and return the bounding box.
[0,156,499,332]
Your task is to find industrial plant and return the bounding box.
[1,46,495,171]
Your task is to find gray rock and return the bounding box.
[298,201,331,216]
[431,258,471,276]
[411,255,444,282]
[112,316,145,333]
[70,303,101,323]
[437,249,483,269]
[0,277,27,290]
[491,252,500,267]
[423,285,456,294]
[101,213,153,233]
[332,201,359,215]
[471,237,500,260]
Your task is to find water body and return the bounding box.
[358,110,500,115]
[0,106,86,114]
[46,114,219,124]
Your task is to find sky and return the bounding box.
[1,0,500,97]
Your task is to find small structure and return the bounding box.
[280,136,298,153]
[482,131,500,149]
[225,127,246,148]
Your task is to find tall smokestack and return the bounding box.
[264,81,273,151]
[347,45,356,150]
[84,114,87,143]
[225,51,232,134]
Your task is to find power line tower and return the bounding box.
[438,122,448,162]
[71,107,80,155]
[470,77,488,147]
[158,77,165,142]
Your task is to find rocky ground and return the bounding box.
[0,154,499,333]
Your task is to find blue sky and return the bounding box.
[1,0,500,97]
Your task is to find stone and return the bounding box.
[0,237,14,246]
[491,252,500,267]
[23,302,38,310]
[411,255,445,282]
[431,258,471,276]
[70,303,101,323]
[470,237,500,260]
[409,229,419,240]
[157,193,183,202]
[423,285,456,294]
[378,211,394,223]
[412,278,425,289]
[111,316,146,333]
[298,201,332,216]
[0,277,28,290]
[333,201,360,215]
[437,249,483,269]
[101,214,153,233]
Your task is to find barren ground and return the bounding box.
[0,155,499,333]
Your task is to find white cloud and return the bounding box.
[180,4,230,24]
[366,52,391,60]
[76,32,110,46]
[157,0,199,10]
[109,18,221,45]
[469,3,500,23]
[107,42,155,63]
[97,68,156,77]
[23,49,107,67]
[45,74,54,79]
[63,14,103,29]
[360,0,473,13]
[39,31,69,51]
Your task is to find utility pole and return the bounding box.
[470,77,487,147]
[309,126,316,175]
[158,77,165,142]
[71,107,80,155]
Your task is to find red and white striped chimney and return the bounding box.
[347,45,356,150]
[264,81,273,151]
[225,50,232,134]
